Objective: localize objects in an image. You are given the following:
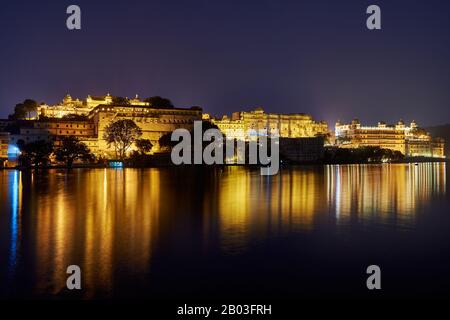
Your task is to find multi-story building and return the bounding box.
[5,97,202,159]
[213,107,329,141]
[431,138,445,158]
[335,119,445,158]
[0,132,9,166]
[9,119,94,142]
[38,93,149,119]
[211,115,246,140]
[335,119,406,153]
[0,119,12,131]
[89,104,202,156]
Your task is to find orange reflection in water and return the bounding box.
[29,169,160,297]
[1,163,447,295]
[328,163,447,226]
[216,163,446,253]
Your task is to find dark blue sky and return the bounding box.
[1,0,449,126]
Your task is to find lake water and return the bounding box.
[1,163,450,300]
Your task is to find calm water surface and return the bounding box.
[1,164,450,300]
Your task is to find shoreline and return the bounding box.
[1,158,448,171]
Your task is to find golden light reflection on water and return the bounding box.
[216,163,446,253]
[327,163,447,226]
[26,169,161,297]
[0,163,447,296]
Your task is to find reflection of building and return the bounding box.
[328,163,447,225]
[335,119,445,158]
[212,107,329,141]
[28,169,160,296]
[89,104,202,155]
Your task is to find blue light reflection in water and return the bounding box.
[8,170,21,275]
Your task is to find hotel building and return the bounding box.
[335,119,445,158]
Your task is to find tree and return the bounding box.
[55,136,93,168]
[103,119,142,159]
[158,132,177,150]
[19,140,54,167]
[10,99,39,120]
[112,96,130,105]
[135,139,153,155]
[144,96,174,109]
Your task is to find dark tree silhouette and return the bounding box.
[55,136,93,168]
[135,139,153,154]
[19,140,54,167]
[144,96,174,109]
[112,96,130,105]
[103,119,142,159]
[10,99,39,120]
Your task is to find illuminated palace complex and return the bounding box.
[1,94,202,160]
[335,119,445,158]
[0,93,446,165]
[37,93,148,118]
[90,104,202,153]
[209,107,329,140]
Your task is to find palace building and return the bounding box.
[37,93,149,119]
[89,104,202,156]
[0,132,9,166]
[3,93,203,159]
[212,107,329,141]
[335,119,445,158]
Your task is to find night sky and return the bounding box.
[0,0,449,126]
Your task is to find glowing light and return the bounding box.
[109,161,123,168]
[7,144,21,158]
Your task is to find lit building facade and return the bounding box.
[335,119,445,158]
[212,107,329,141]
[6,104,201,158]
[0,132,9,164]
[38,93,149,119]
[211,115,246,140]
[9,119,94,143]
[89,104,202,156]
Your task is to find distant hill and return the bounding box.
[426,124,450,157]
